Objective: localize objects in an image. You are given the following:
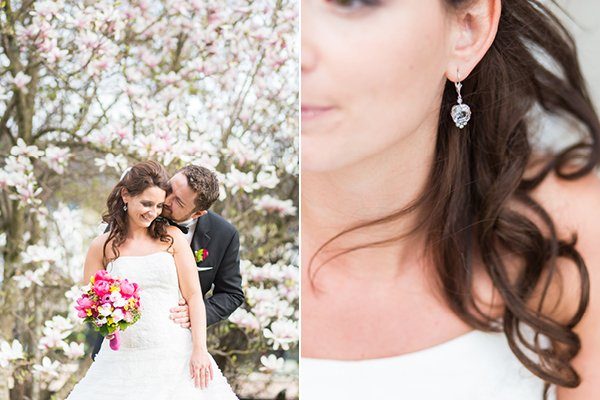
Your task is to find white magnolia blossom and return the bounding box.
[61,342,85,359]
[263,319,298,351]
[10,71,31,92]
[245,286,280,308]
[39,316,74,350]
[42,146,70,174]
[45,315,74,333]
[254,195,297,216]
[260,354,285,372]
[10,139,44,158]
[32,357,61,380]
[228,308,260,331]
[225,166,256,194]
[255,167,280,190]
[13,269,45,289]
[0,340,24,368]
[94,154,129,173]
[21,244,61,267]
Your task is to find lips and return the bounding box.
[301,104,335,121]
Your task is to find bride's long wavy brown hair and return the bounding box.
[102,160,173,265]
[309,0,600,397]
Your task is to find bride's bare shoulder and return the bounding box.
[530,170,600,237]
[529,170,600,324]
[87,232,111,258]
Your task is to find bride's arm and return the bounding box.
[82,233,109,283]
[169,226,213,389]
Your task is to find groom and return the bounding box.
[92,164,244,359]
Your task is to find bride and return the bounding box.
[67,160,237,399]
[302,0,600,399]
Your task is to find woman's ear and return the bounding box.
[120,187,130,204]
[445,0,501,82]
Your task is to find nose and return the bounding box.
[301,1,317,74]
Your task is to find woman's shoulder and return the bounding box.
[166,225,187,247]
[529,170,600,323]
[166,225,185,237]
[85,232,111,263]
[531,170,600,236]
[89,232,110,251]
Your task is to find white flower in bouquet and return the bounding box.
[109,291,127,308]
[112,308,125,323]
[98,304,113,317]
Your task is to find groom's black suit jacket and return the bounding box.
[91,210,244,360]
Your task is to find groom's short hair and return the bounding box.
[177,165,220,211]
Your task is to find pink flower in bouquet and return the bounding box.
[75,270,142,351]
[94,270,113,283]
[120,280,137,298]
[75,296,94,318]
[76,308,88,318]
[76,295,93,310]
[123,311,134,323]
[93,280,111,297]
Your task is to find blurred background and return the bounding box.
[558,0,600,107]
[0,0,298,399]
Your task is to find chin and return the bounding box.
[139,217,154,227]
[302,148,353,172]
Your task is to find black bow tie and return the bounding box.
[164,218,189,234]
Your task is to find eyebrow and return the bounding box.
[141,200,164,205]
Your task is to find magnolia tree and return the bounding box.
[0,0,298,399]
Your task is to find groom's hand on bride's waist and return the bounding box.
[169,298,191,329]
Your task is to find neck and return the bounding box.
[302,120,438,274]
[126,221,151,240]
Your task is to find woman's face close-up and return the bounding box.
[123,186,166,229]
[302,0,455,172]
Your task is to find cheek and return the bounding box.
[135,204,151,215]
[303,5,449,170]
[342,15,447,130]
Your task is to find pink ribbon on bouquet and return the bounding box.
[108,330,121,351]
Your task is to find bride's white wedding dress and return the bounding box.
[302,330,556,399]
[67,252,237,399]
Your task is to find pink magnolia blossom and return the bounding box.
[11,72,31,92]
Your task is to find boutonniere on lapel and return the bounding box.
[194,248,209,263]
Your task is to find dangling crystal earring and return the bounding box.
[450,70,471,129]
[123,204,128,211]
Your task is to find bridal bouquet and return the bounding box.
[75,270,141,350]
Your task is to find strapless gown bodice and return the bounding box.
[302,330,555,399]
[66,252,237,399]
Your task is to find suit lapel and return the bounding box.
[191,212,212,253]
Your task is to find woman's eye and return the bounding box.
[327,0,381,10]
